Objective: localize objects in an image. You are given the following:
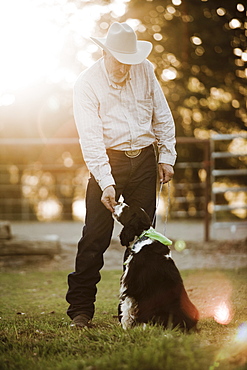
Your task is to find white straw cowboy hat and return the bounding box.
[90,22,152,65]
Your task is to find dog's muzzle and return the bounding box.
[113,202,129,220]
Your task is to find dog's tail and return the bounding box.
[180,286,199,329]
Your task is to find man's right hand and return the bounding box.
[101,185,117,213]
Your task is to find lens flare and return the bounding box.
[184,271,234,325]
[72,199,86,221]
[213,301,232,325]
[36,198,63,221]
[235,322,247,343]
[174,240,186,252]
[214,322,247,368]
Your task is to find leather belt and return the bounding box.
[107,145,153,159]
[124,149,142,158]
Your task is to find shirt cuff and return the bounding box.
[99,175,116,192]
[158,152,177,166]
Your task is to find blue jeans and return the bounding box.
[66,145,157,319]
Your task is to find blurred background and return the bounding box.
[0,0,246,241]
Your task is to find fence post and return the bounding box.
[203,140,211,242]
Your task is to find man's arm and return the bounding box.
[73,77,116,192]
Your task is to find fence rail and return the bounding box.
[0,136,212,240]
[210,133,247,238]
[1,135,246,241]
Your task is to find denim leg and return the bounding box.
[121,146,157,263]
[123,145,157,221]
[66,176,114,319]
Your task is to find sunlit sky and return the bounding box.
[1,0,65,93]
[0,0,129,96]
[1,0,246,99]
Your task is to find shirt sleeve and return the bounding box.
[150,65,177,166]
[73,76,115,191]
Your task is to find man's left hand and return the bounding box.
[158,163,174,184]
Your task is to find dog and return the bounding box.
[113,202,199,331]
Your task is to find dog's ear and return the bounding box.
[119,225,136,247]
[127,207,151,237]
[119,207,152,246]
[135,207,152,231]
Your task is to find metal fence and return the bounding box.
[0,134,247,241]
[1,135,246,241]
[210,133,247,238]
[0,137,212,240]
[171,137,210,241]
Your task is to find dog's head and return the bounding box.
[113,203,152,247]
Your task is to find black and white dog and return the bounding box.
[113,202,199,331]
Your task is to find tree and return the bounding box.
[122,0,246,138]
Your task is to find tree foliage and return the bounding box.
[93,0,246,163]
[118,0,247,138]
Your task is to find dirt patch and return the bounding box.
[184,270,234,320]
[0,238,246,272]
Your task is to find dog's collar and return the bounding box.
[139,227,172,246]
[129,227,172,255]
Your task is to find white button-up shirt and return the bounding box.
[73,57,177,190]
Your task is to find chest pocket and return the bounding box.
[137,98,153,125]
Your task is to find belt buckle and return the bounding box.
[125,149,142,158]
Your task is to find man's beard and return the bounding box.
[109,71,129,84]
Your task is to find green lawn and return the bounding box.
[0,269,246,370]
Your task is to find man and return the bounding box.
[66,22,177,328]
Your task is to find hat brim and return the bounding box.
[90,37,153,65]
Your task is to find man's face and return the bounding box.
[104,52,131,84]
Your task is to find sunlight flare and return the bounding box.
[0,0,64,92]
[213,301,232,325]
[0,0,129,93]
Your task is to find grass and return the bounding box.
[0,269,246,370]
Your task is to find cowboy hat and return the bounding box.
[90,22,152,65]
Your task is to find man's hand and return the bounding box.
[101,185,117,212]
[158,163,174,184]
